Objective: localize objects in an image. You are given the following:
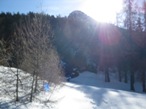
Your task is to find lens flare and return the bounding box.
[80,0,123,23]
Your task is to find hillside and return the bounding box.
[0,66,146,109]
[53,71,146,109]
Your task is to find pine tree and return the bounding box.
[143,1,146,31]
[136,17,143,32]
[123,0,136,91]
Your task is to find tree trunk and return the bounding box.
[30,71,35,102]
[142,71,146,92]
[105,67,110,82]
[118,69,122,82]
[34,74,38,93]
[16,68,19,101]
[130,70,135,91]
[124,70,128,83]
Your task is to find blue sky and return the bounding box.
[0,0,83,17]
[0,0,143,23]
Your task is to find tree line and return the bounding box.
[0,12,63,102]
[0,0,146,96]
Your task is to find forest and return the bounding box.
[0,1,146,104]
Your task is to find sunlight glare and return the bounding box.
[80,0,123,23]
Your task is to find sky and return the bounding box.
[0,0,144,23]
[0,0,84,16]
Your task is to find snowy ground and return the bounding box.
[0,66,146,109]
[53,72,146,109]
[53,83,146,109]
[0,66,58,109]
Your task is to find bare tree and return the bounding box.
[9,29,25,101]
[16,13,63,102]
[0,39,9,65]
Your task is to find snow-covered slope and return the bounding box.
[71,71,143,92]
[0,66,146,109]
[54,82,146,109]
[0,66,58,109]
[53,71,146,109]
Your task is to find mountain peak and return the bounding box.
[68,10,89,21]
[69,10,86,17]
